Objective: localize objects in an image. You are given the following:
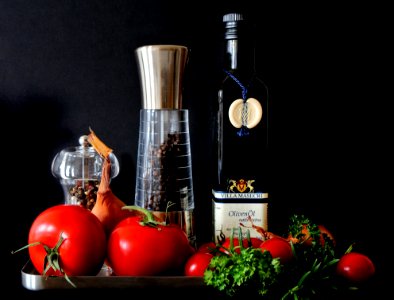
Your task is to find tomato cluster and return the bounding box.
[185,223,376,289]
[19,204,195,280]
[19,204,376,291]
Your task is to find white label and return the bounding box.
[213,201,268,243]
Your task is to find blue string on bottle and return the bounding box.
[224,69,249,137]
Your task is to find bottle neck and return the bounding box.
[227,39,239,70]
[224,28,256,75]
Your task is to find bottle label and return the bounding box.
[213,190,268,200]
[212,189,268,243]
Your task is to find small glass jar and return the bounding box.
[51,135,119,210]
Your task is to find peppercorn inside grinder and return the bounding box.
[51,135,119,210]
[135,45,195,245]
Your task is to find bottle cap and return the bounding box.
[223,13,244,40]
[223,13,243,23]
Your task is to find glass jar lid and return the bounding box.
[51,135,119,181]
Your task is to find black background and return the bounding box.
[1,0,390,298]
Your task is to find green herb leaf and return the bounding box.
[204,215,359,299]
[204,230,282,297]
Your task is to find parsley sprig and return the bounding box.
[203,214,354,299]
[204,229,282,297]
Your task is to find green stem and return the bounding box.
[122,205,164,227]
[11,241,41,254]
[11,232,76,288]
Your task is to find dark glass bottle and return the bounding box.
[212,13,269,243]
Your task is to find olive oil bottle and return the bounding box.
[212,13,269,243]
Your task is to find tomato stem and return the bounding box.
[122,205,164,227]
[11,232,77,288]
[11,241,41,254]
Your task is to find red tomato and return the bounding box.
[184,251,214,276]
[107,216,195,276]
[197,242,217,253]
[28,204,107,276]
[221,237,262,254]
[260,237,293,264]
[336,252,375,283]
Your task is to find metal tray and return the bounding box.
[21,260,205,290]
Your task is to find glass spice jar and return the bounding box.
[51,135,119,210]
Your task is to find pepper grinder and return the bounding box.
[51,135,119,210]
[134,45,195,246]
